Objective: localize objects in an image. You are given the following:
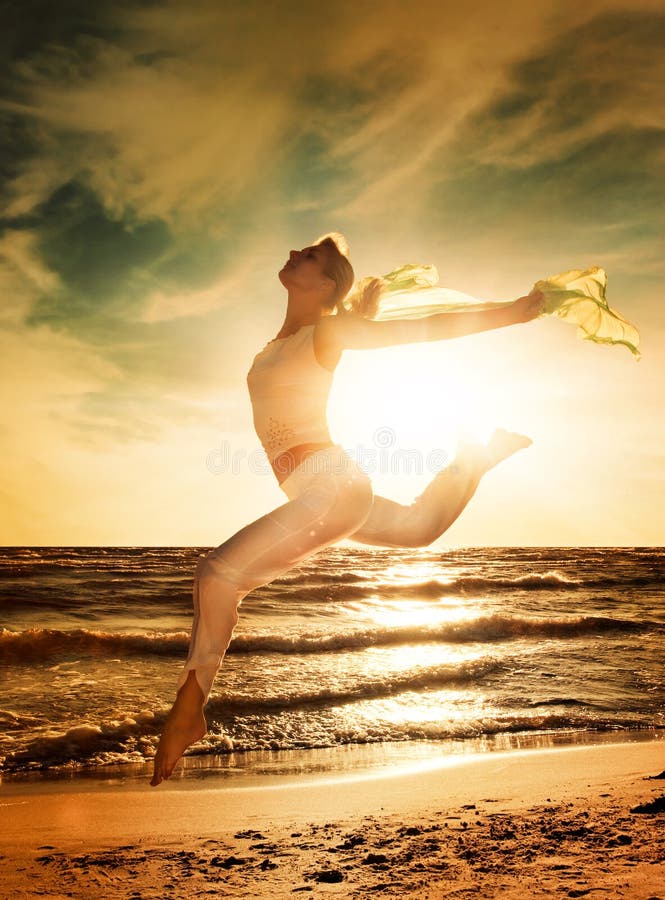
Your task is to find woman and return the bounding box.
[150,233,544,786]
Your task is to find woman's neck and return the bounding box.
[276,310,332,338]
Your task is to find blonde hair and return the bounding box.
[313,231,386,320]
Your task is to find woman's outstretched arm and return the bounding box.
[328,290,545,351]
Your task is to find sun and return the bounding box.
[328,339,501,475]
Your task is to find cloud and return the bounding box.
[1,0,664,542]
[0,228,60,323]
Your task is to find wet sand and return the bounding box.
[1,737,664,898]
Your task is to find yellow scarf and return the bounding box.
[346,264,641,361]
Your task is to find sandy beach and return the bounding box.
[1,735,663,898]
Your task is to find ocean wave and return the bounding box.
[1,706,660,775]
[0,583,192,610]
[360,570,664,595]
[0,627,187,664]
[271,571,586,602]
[2,566,662,614]
[1,613,657,664]
[207,657,503,715]
[276,571,368,585]
[0,658,501,773]
[524,697,589,708]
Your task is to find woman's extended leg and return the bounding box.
[150,449,373,786]
[348,428,532,548]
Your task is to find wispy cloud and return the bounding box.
[1,0,663,542]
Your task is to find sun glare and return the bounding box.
[328,341,503,469]
[365,599,483,631]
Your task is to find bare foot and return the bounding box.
[150,670,207,787]
[454,427,532,474]
[485,427,533,470]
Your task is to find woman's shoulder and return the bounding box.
[314,310,432,351]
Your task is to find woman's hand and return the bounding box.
[357,277,386,319]
[511,289,545,324]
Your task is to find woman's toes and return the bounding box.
[486,428,533,467]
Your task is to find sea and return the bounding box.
[1,545,663,785]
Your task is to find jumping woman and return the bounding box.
[149,232,560,786]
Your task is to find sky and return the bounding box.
[1,0,664,547]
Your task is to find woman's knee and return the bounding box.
[196,551,251,598]
[402,519,437,548]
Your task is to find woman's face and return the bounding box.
[279,244,332,294]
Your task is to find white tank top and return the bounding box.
[246,324,334,464]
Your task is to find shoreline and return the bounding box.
[1,733,664,897]
[2,726,662,792]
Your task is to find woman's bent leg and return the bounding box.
[347,428,532,549]
[347,449,488,548]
